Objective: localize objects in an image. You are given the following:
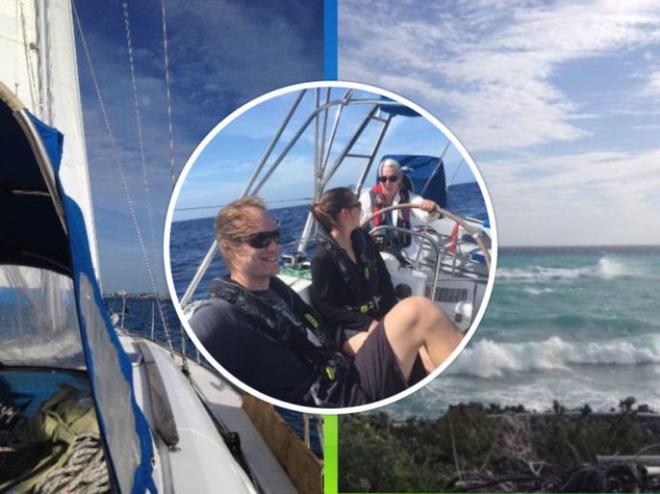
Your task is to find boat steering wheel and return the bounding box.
[360,203,491,271]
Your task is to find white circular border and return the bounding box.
[164,80,499,416]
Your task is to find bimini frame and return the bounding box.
[181,88,415,306]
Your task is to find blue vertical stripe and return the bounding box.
[324,0,338,80]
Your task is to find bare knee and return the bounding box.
[398,296,450,328]
[388,296,441,341]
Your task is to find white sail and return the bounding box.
[0,0,100,280]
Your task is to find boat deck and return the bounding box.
[121,335,300,494]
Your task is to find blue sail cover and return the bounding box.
[377,96,421,117]
[382,154,447,208]
[28,113,155,492]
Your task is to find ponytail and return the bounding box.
[311,202,336,232]
[310,187,356,233]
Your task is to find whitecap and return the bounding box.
[497,256,638,283]
[447,334,660,378]
[522,287,554,295]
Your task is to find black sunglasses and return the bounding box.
[377,175,400,183]
[242,229,281,248]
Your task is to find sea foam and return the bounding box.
[497,256,635,282]
[522,287,555,296]
[447,335,660,378]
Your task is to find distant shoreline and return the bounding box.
[500,244,660,251]
[103,292,167,299]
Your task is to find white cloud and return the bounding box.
[340,0,660,151]
[340,0,660,246]
[646,69,660,95]
[484,148,660,245]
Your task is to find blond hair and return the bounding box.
[215,196,267,268]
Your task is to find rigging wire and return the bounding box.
[121,0,157,263]
[448,158,465,186]
[73,1,175,357]
[160,0,177,190]
[158,0,190,372]
[176,196,314,212]
[120,1,179,361]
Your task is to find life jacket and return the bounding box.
[368,183,412,248]
[209,276,349,407]
[317,228,383,319]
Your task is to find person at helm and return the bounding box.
[189,196,462,408]
[359,157,439,260]
[310,187,461,369]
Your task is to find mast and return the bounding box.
[0,0,101,283]
[35,0,51,123]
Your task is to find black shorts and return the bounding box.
[342,320,427,406]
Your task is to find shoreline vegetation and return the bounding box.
[339,398,660,493]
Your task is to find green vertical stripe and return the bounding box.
[324,414,339,494]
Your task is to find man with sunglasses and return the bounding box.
[189,197,328,406]
[189,197,460,408]
[359,157,438,260]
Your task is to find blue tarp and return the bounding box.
[25,111,155,492]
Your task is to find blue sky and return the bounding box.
[75,0,322,292]
[173,86,481,222]
[339,0,660,246]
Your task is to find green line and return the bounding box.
[324,414,339,494]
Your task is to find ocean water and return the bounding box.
[172,185,660,418]
[170,181,487,298]
[386,245,660,417]
[168,182,485,436]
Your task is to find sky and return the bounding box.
[339,0,660,247]
[73,0,323,292]
[173,86,481,222]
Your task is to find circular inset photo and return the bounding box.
[164,81,497,414]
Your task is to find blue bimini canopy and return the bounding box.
[377,96,421,117]
[382,154,447,208]
[0,83,155,493]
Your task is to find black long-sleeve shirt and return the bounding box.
[310,229,397,333]
[190,289,318,404]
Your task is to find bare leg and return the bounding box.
[342,320,380,356]
[382,296,463,380]
[418,346,435,374]
[343,332,369,357]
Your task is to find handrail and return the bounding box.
[181,96,424,306]
[368,225,443,300]
[361,203,491,271]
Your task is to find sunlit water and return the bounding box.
[387,246,660,417]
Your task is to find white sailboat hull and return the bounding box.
[121,335,298,494]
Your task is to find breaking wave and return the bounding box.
[448,335,660,378]
[497,256,635,282]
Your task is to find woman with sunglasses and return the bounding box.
[310,187,462,384]
[359,157,438,259]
